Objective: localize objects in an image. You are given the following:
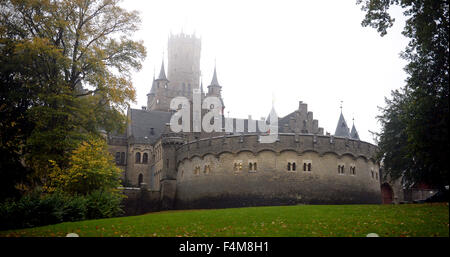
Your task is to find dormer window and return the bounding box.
[150,128,155,135]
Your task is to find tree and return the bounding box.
[0,0,146,192]
[357,0,449,188]
[44,136,122,195]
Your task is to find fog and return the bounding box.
[121,0,409,144]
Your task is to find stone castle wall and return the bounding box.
[174,134,381,209]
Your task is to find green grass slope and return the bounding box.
[1,203,448,237]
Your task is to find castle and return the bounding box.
[107,33,382,212]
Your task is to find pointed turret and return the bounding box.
[210,66,220,86]
[150,73,156,93]
[350,119,360,140]
[147,73,157,110]
[157,60,168,81]
[207,65,222,97]
[334,112,350,138]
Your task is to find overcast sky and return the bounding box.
[121,0,409,144]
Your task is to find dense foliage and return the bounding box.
[357,0,449,188]
[44,137,123,195]
[0,0,145,199]
[0,189,124,230]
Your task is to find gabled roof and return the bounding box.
[334,113,350,138]
[128,108,172,143]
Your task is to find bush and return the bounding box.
[85,190,124,219]
[0,189,124,231]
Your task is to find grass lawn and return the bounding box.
[0,203,448,237]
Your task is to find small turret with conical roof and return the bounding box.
[148,59,170,111]
[350,118,360,140]
[206,64,225,113]
[156,60,168,82]
[334,112,350,138]
[334,103,350,138]
[146,72,157,110]
[207,64,221,97]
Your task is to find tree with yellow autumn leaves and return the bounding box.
[0,0,145,199]
[45,137,122,196]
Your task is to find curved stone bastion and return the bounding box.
[174,133,381,209]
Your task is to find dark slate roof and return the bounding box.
[149,79,156,94]
[157,60,168,81]
[210,66,220,86]
[350,123,360,140]
[129,108,172,143]
[334,112,350,137]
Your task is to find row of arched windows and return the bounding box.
[288,162,312,172]
[193,165,212,176]
[338,165,357,175]
[184,162,378,179]
[135,152,149,164]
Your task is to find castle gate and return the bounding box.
[381,183,394,204]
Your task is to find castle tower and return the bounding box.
[148,60,170,111]
[206,65,225,113]
[207,66,221,96]
[167,33,201,98]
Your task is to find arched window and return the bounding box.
[249,163,253,170]
[115,152,121,165]
[142,153,148,164]
[308,163,312,171]
[138,173,143,187]
[253,162,257,171]
[292,162,296,171]
[120,152,125,165]
[287,162,291,171]
[135,152,141,163]
[304,163,307,171]
[194,166,200,175]
[204,165,210,174]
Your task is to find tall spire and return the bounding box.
[210,64,220,86]
[157,59,167,81]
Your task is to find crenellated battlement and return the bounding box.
[175,133,378,164]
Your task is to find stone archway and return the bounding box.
[381,183,394,204]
